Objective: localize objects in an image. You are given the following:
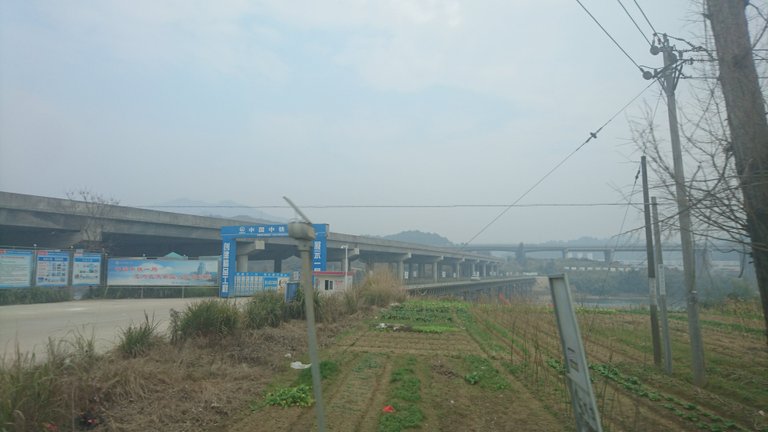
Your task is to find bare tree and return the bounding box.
[65,189,120,250]
[632,1,768,342]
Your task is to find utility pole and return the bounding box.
[641,156,662,367]
[652,197,673,374]
[651,34,706,386]
[707,0,768,346]
[284,197,327,432]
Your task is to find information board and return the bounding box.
[0,249,34,288]
[73,252,102,286]
[36,250,70,287]
[232,272,290,297]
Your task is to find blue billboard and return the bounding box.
[312,224,328,272]
[0,249,34,288]
[220,224,289,238]
[73,252,102,286]
[36,250,70,287]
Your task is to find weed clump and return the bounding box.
[0,333,100,431]
[358,270,406,307]
[170,299,240,341]
[245,291,286,329]
[118,313,160,358]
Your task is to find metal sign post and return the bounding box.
[549,275,603,432]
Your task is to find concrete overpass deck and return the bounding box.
[0,191,503,280]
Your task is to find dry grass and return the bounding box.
[356,269,407,307]
[0,272,405,431]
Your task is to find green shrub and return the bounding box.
[0,287,71,305]
[169,299,240,341]
[118,313,161,358]
[244,291,286,329]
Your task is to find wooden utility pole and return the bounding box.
[655,35,706,386]
[641,156,662,367]
[652,197,673,374]
[707,0,768,346]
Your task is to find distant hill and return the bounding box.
[144,198,285,223]
[380,230,455,247]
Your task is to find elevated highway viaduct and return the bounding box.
[0,192,503,282]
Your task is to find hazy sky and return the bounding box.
[1,0,697,244]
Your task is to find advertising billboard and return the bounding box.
[0,249,34,288]
[108,259,219,287]
[73,252,102,286]
[36,250,70,287]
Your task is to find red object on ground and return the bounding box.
[382,405,396,413]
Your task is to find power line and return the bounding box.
[632,0,658,37]
[137,202,651,210]
[616,0,652,45]
[461,79,659,246]
[574,0,643,71]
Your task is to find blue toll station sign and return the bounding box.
[220,224,290,238]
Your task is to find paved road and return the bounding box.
[0,298,200,359]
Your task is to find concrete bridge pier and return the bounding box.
[603,249,615,264]
[395,253,411,281]
[430,257,443,282]
[364,257,376,275]
[236,240,266,272]
[237,254,248,272]
[454,259,464,278]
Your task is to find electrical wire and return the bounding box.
[632,0,658,37]
[616,0,652,45]
[574,0,643,71]
[461,79,659,247]
[138,202,649,210]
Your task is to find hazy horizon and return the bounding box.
[1,1,694,244]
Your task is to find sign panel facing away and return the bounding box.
[549,275,603,432]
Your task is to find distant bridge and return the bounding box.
[407,277,537,300]
[451,243,692,263]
